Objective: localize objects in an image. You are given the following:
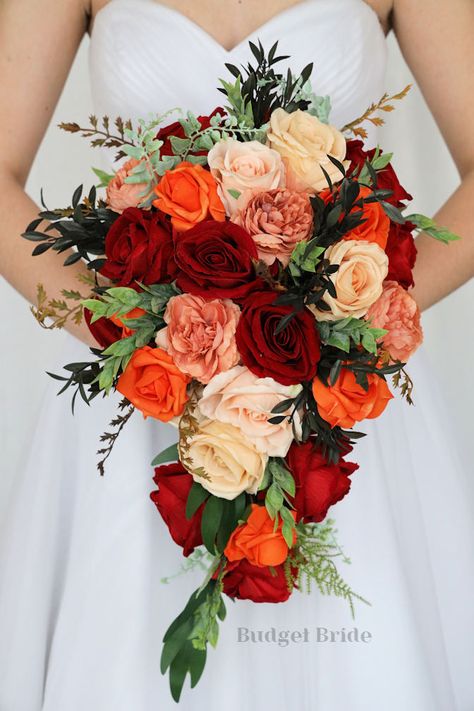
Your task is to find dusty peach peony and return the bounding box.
[106,158,150,213]
[207,138,285,215]
[232,188,313,266]
[367,280,423,362]
[310,239,388,321]
[155,294,241,384]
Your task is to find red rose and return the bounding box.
[84,307,122,348]
[157,107,225,157]
[286,440,358,523]
[222,559,293,603]
[346,140,412,207]
[385,221,417,289]
[174,220,263,301]
[150,462,204,557]
[100,207,177,287]
[236,291,321,386]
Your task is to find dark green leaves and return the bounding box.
[219,40,314,128]
[22,183,116,272]
[199,492,249,555]
[151,442,179,467]
[161,580,226,702]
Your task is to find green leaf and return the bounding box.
[371,151,393,171]
[406,213,461,244]
[265,483,283,519]
[151,442,179,467]
[160,617,193,674]
[186,482,210,520]
[227,188,241,199]
[92,167,114,187]
[201,496,224,554]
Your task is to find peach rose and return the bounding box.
[207,138,285,215]
[116,346,189,421]
[310,239,388,321]
[312,368,393,429]
[266,108,347,193]
[224,504,296,567]
[106,158,150,213]
[198,365,302,457]
[185,420,267,500]
[232,188,313,266]
[153,161,226,231]
[367,280,423,362]
[155,294,241,384]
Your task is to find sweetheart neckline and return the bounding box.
[90,0,387,53]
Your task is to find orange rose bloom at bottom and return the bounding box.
[312,368,393,429]
[224,504,296,568]
[117,346,189,421]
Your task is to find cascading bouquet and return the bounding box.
[23,42,458,702]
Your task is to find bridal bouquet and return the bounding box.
[23,42,458,701]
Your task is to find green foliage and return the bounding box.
[318,317,387,356]
[287,519,369,618]
[22,183,115,273]
[151,442,179,467]
[161,578,226,702]
[92,167,114,187]
[263,458,297,548]
[406,213,461,244]
[219,40,313,129]
[198,491,250,555]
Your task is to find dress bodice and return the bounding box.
[89,0,387,142]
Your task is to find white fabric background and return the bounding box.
[0,33,472,522]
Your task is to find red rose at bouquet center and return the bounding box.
[150,462,204,557]
[222,559,294,603]
[174,220,263,301]
[286,440,358,523]
[236,291,321,386]
[157,107,225,157]
[100,207,177,287]
[385,220,417,289]
[346,140,412,207]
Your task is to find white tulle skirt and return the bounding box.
[1,336,473,711]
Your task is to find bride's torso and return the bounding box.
[89,0,387,138]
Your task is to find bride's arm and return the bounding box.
[392,0,474,311]
[0,0,98,344]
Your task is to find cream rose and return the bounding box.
[266,108,347,194]
[198,366,302,457]
[310,240,388,321]
[185,419,267,500]
[207,138,285,215]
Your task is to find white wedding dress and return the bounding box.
[1,1,473,709]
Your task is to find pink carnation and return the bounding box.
[155,294,241,384]
[367,280,423,362]
[106,158,149,213]
[232,188,313,266]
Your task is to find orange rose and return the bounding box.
[110,307,147,339]
[224,504,296,567]
[312,368,393,428]
[319,186,390,249]
[116,346,189,421]
[153,161,226,231]
[345,186,390,249]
